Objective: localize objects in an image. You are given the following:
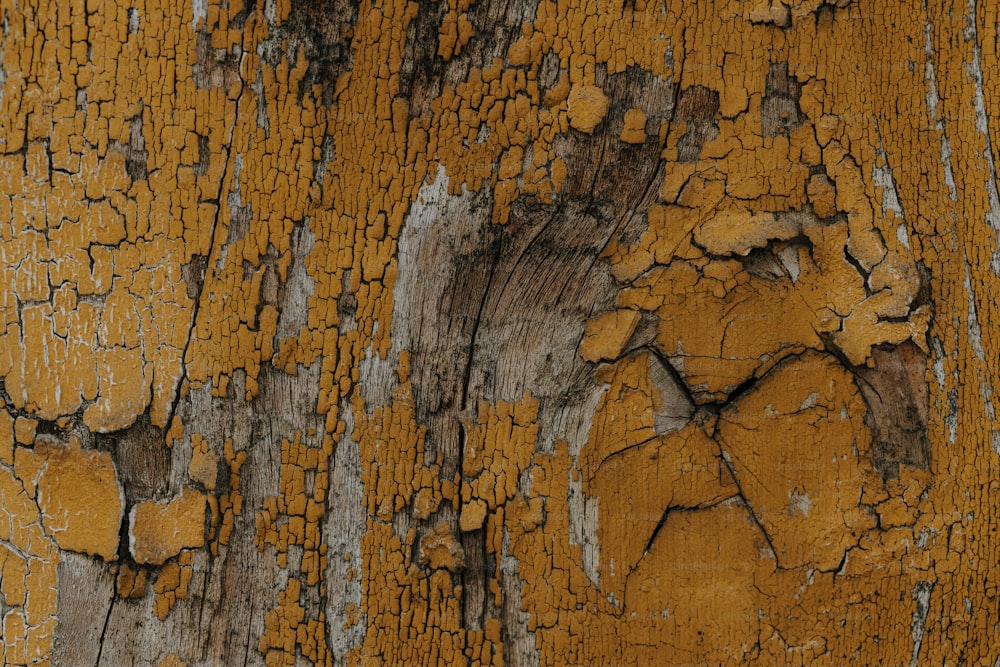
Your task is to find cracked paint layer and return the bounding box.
[14,435,122,561]
[0,0,997,664]
[0,438,58,665]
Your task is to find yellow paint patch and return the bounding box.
[153,549,195,620]
[0,0,985,662]
[693,208,800,256]
[586,422,737,600]
[419,522,464,572]
[0,410,13,466]
[156,654,187,667]
[438,7,476,60]
[130,487,208,565]
[83,346,151,432]
[717,352,878,570]
[620,108,648,143]
[214,439,246,555]
[578,309,641,363]
[567,84,609,134]
[259,578,329,665]
[459,498,488,532]
[15,436,122,561]
[255,429,331,662]
[116,563,148,599]
[624,501,779,646]
[13,417,36,445]
[0,468,58,664]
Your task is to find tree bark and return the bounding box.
[0,0,998,664]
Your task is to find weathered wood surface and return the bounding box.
[0,0,998,664]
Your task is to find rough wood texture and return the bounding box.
[0,0,998,664]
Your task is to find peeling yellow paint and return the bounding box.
[116,563,148,600]
[716,352,879,570]
[567,84,609,134]
[0,0,994,662]
[130,487,208,565]
[14,436,122,561]
[214,438,246,555]
[0,468,58,664]
[12,418,36,446]
[439,0,477,60]
[259,577,330,666]
[156,654,187,667]
[418,522,464,572]
[153,550,195,620]
[620,108,648,144]
[255,428,331,664]
[578,309,641,363]
[0,411,14,467]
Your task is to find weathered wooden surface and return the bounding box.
[0,0,999,664]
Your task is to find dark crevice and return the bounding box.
[166,78,246,431]
[718,452,782,569]
[588,434,661,479]
[643,505,673,556]
[718,371,765,411]
[92,585,116,667]
[115,503,134,566]
[824,550,849,577]
[457,235,502,631]
[842,245,872,291]
[641,495,740,558]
